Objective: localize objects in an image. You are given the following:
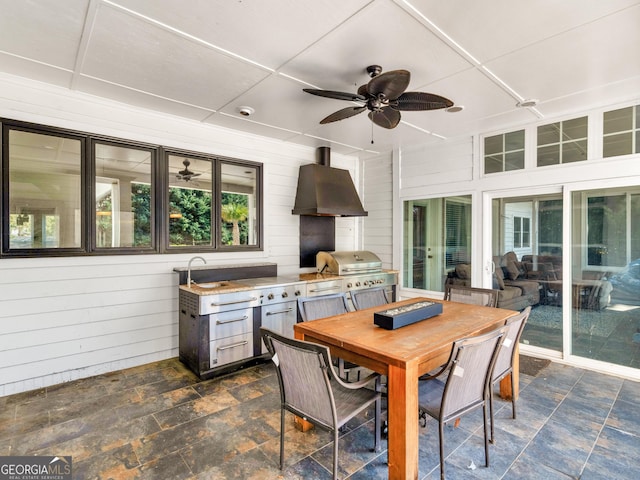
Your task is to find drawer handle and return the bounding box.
[217,340,248,351]
[266,308,293,316]
[211,297,258,307]
[309,286,339,293]
[216,315,248,325]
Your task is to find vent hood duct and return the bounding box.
[292,147,368,217]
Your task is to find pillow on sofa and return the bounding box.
[505,260,521,280]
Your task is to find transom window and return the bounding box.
[484,130,525,174]
[603,104,640,158]
[537,116,588,166]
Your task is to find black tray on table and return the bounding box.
[374,300,443,330]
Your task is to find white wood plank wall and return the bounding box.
[361,153,393,268]
[0,75,362,396]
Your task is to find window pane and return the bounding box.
[220,162,258,246]
[95,143,154,248]
[537,144,560,166]
[403,196,471,290]
[603,132,633,158]
[505,130,525,151]
[562,140,588,163]
[505,151,524,171]
[168,155,212,247]
[8,130,82,249]
[484,135,502,155]
[563,116,588,140]
[538,123,560,145]
[604,106,633,134]
[485,154,503,173]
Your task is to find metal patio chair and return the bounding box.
[260,327,381,480]
[418,325,508,479]
[489,306,531,443]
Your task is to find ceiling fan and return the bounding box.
[176,159,201,182]
[303,65,454,129]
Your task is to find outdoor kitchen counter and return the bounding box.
[299,272,342,283]
[178,281,253,295]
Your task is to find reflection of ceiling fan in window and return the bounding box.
[176,159,201,182]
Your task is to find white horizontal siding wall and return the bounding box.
[0,74,361,396]
[361,152,393,268]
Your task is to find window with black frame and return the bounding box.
[1,120,262,257]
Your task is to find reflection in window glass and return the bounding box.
[587,194,627,267]
[403,196,471,290]
[220,162,258,246]
[94,143,154,249]
[537,116,588,166]
[603,104,639,158]
[8,130,82,249]
[168,155,213,247]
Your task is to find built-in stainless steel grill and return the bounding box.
[316,251,397,304]
[316,250,382,276]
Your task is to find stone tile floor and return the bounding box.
[1,356,639,479]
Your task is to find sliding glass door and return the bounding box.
[491,194,564,352]
[570,186,640,367]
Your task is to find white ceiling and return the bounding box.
[1,0,639,158]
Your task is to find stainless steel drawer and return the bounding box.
[209,307,253,340]
[210,333,253,368]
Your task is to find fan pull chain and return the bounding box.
[371,119,374,144]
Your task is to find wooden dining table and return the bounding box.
[293,297,518,480]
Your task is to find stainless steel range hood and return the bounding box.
[292,147,368,217]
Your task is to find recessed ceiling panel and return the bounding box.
[0,0,88,69]
[485,6,640,104]
[113,0,372,68]
[405,0,640,63]
[0,54,73,89]
[217,74,328,134]
[82,3,271,110]
[282,0,472,91]
[76,75,215,121]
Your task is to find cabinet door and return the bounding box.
[260,301,297,354]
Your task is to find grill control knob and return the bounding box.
[294,290,301,296]
[267,293,274,300]
[355,281,361,287]
[346,282,353,288]
[377,279,383,284]
[282,292,288,298]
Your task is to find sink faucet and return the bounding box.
[187,256,207,287]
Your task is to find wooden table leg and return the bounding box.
[499,344,519,400]
[387,362,419,480]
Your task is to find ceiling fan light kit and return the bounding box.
[303,65,454,129]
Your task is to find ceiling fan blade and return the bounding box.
[320,106,367,124]
[368,107,401,129]
[367,70,410,100]
[394,92,454,111]
[303,88,366,102]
